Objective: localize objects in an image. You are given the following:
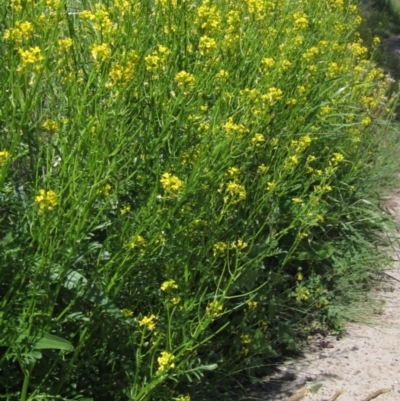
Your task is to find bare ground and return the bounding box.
[238,192,400,401]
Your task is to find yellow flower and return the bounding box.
[131,235,146,248]
[251,133,265,145]
[293,11,308,29]
[145,45,170,72]
[90,43,111,62]
[295,286,310,302]
[231,239,247,250]
[206,300,223,317]
[292,197,302,204]
[138,314,157,330]
[18,46,43,70]
[176,395,191,401]
[0,150,10,166]
[240,334,251,344]
[98,183,111,196]
[35,189,57,212]
[225,181,246,203]
[195,1,221,33]
[161,279,178,291]
[373,36,380,45]
[42,119,59,131]
[258,164,267,173]
[157,351,175,372]
[331,153,344,163]
[228,166,240,177]
[261,57,275,67]
[296,272,303,281]
[57,38,73,52]
[80,10,95,20]
[213,241,227,257]
[120,205,131,215]
[120,309,133,317]
[215,69,229,81]
[10,0,22,11]
[199,35,217,55]
[262,87,283,105]
[3,21,34,43]
[361,116,371,126]
[247,301,258,310]
[223,117,248,137]
[174,71,195,89]
[160,172,184,192]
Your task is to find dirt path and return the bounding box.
[240,193,400,401]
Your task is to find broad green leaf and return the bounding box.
[51,269,123,319]
[34,331,74,351]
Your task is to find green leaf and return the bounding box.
[34,331,74,351]
[16,330,74,352]
[295,241,335,261]
[51,269,123,319]
[198,364,218,371]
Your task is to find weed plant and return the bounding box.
[0,0,398,400]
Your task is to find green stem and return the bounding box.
[19,361,35,401]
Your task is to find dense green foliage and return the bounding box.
[0,0,398,400]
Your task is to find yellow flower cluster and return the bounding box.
[213,241,227,257]
[3,21,34,44]
[45,0,60,8]
[138,314,156,330]
[160,279,178,291]
[176,396,190,401]
[240,334,251,344]
[262,87,283,106]
[0,150,10,166]
[145,45,170,72]
[225,181,246,204]
[223,10,240,48]
[295,287,310,303]
[195,0,221,33]
[131,235,146,248]
[157,351,175,372]
[42,119,59,131]
[17,46,43,71]
[230,239,247,250]
[120,205,131,215]
[80,5,115,36]
[107,50,139,88]
[160,172,184,192]
[57,38,73,52]
[247,301,258,310]
[98,183,112,196]
[331,152,344,164]
[251,133,265,146]
[120,309,133,317]
[293,11,308,30]
[35,189,57,212]
[206,300,223,317]
[223,117,248,137]
[215,69,229,82]
[199,35,217,56]
[174,71,195,89]
[90,43,111,63]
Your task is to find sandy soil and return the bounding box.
[239,193,400,401]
